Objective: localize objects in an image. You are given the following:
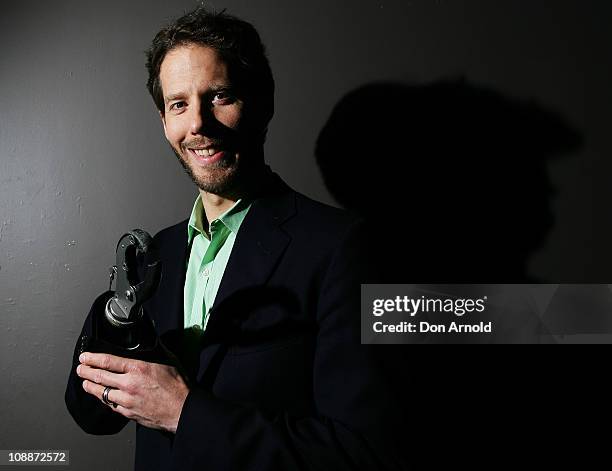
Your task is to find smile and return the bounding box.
[192,148,218,156]
[187,147,226,165]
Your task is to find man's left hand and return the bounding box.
[77,352,189,434]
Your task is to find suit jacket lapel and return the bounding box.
[208,175,296,330]
[157,173,295,340]
[195,175,296,384]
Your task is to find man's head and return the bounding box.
[145,7,274,195]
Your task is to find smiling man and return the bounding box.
[163,45,246,196]
[65,6,404,471]
[158,39,273,208]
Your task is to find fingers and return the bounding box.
[81,379,132,411]
[76,364,125,389]
[77,352,141,417]
[79,352,139,373]
[79,359,188,432]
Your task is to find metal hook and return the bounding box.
[105,229,161,327]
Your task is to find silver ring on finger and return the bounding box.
[102,385,118,408]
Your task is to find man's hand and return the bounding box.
[76,352,189,434]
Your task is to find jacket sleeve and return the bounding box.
[64,291,130,435]
[170,221,407,470]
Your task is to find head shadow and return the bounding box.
[316,79,582,282]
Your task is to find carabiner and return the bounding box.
[105,229,161,328]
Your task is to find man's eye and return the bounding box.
[169,101,186,111]
[212,92,234,104]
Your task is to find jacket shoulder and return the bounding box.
[291,192,362,235]
[153,219,188,246]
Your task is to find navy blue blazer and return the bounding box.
[65,173,406,470]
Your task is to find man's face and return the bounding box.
[159,44,248,194]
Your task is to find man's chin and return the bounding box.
[173,147,239,194]
[194,171,240,194]
[182,159,236,192]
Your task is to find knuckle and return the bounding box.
[124,378,136,394]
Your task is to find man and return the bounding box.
[65,7,404,470]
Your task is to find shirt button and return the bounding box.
[203,268,210,277]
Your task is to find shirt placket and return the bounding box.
[200,220,226,328]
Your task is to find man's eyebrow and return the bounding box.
[209,82,233,91]
[164,92,187,104]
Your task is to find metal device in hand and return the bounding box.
[105,229,161,332]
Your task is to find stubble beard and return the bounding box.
[170,144,241,195]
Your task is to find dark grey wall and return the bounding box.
[1,0,611,468]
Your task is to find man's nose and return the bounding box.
[189,103,213,135]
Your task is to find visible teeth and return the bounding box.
[193,148,217,157]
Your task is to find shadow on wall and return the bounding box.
[316,79,583,283]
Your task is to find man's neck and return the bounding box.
[199,190,238,223]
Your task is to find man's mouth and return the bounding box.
[186,146,227,166]
[191,148,219,157]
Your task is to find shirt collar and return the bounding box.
[187,194,252,244]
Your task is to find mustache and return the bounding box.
[180,139,226,150]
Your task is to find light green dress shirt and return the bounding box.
[184,195,252,331]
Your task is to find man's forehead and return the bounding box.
[159,44,231,95]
